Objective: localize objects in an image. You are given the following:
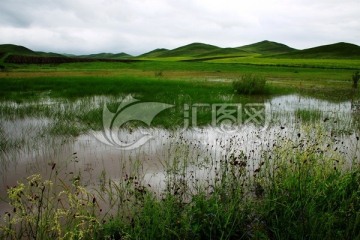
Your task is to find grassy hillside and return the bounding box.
[139,48,169,58]
[78,52,133,59]
[142,40,296,61]
[237,40,297,55]
[0,44,65,63]
[0,44,35,55]
[2,41,360,65]
[157,43,220,57]
[275,42,360,59]
[0,44,36,62]
[195,47,254,58]
[36,52,66,57]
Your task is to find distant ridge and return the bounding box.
[1,41,360,63]
[0,44,35,55]
[0,44,139,64]
[156,43,220,57]
[237,40,297,55]
[195,48,252,58]
[78,52,133,59]
[139,40,296,58]
[140,48,169,58]
[275,42,360,59]
[0,44,64,62]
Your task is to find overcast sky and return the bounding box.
[0,0,359,55]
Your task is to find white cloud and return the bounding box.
[0,0,359,55]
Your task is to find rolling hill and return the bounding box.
[141,41,296,59]
[0,44,138,64]
[274,42,360,59]
[78,52,133,59]
[0,44,35,55]
[1,41,360,64]
[0,44,64,63]
[237,40,297,55]
[195,48,253,58]
[156,43,220,57]
[36,51,65,57]
[139,48,169,58]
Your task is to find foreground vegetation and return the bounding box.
[0,124,359,239]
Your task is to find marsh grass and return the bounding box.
[1,124,359,240]
[233,74,267,95]
[0,76,246,134]
[257,126,360,239]
[0,173,101,239]
[295,109,322,122]
[0,76,232,101]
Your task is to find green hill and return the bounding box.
[0,44,66,63]
[0,44,35,55]
[139,48,169,58]
[78,52,132,59]
[275,42,360,59]
[0,44,137,64]
[0,44,36,62]
[36,51,65,57]
[195,48,253,58]
[237,40,296,55]
[141,41,293,59]
[2,41,360,64]
[157,43,220,57]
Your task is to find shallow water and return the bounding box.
[1,94,360,213]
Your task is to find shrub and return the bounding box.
[233,74,267,94]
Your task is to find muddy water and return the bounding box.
[1,94,360,214]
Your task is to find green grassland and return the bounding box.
[1,57,358,103]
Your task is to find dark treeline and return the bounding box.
[5,55,140,64]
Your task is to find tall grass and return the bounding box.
[257,125,360,239]
[233,74,267,95]
[1,124,359,239]
[295,109,322,122]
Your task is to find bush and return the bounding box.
[233,74,267,94]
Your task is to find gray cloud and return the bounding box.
[0,0,359,55]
